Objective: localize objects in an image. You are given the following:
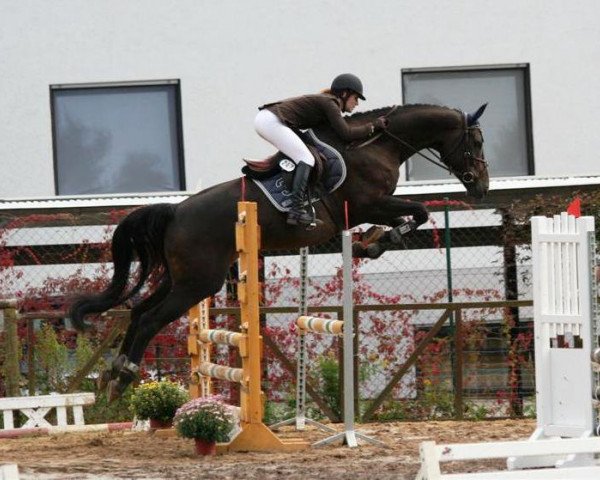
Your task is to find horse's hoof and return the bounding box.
[98,354,128,390]
[352,243,368,258]
[366,243,385,259]
[113,354,128,371]
[360,226,386,246]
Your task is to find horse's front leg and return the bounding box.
[353,196,429,258]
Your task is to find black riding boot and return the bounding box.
[287,162,316,227]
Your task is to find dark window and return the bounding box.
[51,81,185,195]
[402,65,533,180]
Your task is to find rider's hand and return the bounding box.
[373,116,389,131]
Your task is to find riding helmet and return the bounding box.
[331,73,365,100]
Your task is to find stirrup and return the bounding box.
[287,209,320,230]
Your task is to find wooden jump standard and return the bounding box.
[188,201,307,453]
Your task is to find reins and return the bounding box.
[348,105,399,150]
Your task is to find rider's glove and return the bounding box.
[373,116,389,132]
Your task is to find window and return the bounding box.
[402,65,533,181]
[51,81,185,195]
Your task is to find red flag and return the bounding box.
[566,197,581,217]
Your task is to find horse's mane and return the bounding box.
[349,103,458,120]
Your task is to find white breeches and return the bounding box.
[254,109,314,166]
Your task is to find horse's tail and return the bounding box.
[69,203,176,330]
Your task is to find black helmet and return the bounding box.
[331,73,365,100]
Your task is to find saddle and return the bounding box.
[242,132,326,182]
[242,129,346,213]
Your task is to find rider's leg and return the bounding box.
[254,110,316,226]
[286,161,314,226]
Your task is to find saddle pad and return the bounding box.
[251,129,346,212]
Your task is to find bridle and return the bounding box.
[351,107,488,184]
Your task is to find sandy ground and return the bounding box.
[0,419,536,480]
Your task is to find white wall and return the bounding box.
[1,0,598,198]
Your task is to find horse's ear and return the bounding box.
[467,103,488,126]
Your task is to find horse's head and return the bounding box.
[436,104,489,199]
[380,103,490,199]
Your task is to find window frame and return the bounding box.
[401,63,534,180]
[49,79,186,195]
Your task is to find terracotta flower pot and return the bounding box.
[194,438,217,456]
[149,418,173,430]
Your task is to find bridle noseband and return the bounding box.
[351,107,487,184]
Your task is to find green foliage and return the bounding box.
[174,396,235,442]
[464,402,490,420]
[130,380,189,422]
[373,400,409,422]
[523,400,536,418]
[418,379,455,419]
[262,399,277,425]
[74,334,98,375]
[0,330,21,394]
[373,379,456,422]
[315,354,341,418]
[33,326,103,394]
[84,385,135,424]
[35,324,70,392]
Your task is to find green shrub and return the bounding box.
[130,380,188,422]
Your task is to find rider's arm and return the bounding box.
[321,97,374,141]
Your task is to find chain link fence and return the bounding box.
[0,202,536,421]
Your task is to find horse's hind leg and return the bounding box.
[107,276,223,400]
[97,277,172,390]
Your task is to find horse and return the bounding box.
[69,102,489,400]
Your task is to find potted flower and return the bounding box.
[130,380,189,429]
[173,395,236,455]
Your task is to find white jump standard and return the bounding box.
[417,212,600,479]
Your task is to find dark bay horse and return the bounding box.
[69,103,489,399]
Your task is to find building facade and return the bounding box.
[1,0,598,199]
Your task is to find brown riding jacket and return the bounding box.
[260,93,374,141]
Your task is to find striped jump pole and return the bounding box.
[188,298,212,399]
[188,201,307,453]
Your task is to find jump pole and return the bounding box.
[188,299,212,399]
[189,201,308,453]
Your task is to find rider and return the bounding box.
[255,73,388,227]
